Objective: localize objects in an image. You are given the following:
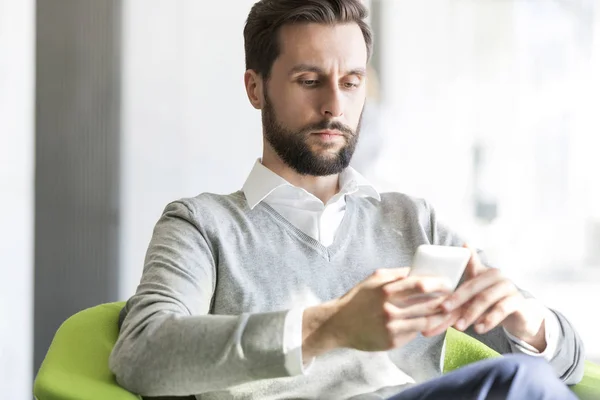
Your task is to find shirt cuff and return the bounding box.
[503,307,560,361]
[283,307,314,376]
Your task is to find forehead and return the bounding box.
[275,22,368,71]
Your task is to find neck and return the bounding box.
[261,152,341,205]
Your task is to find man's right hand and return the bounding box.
[301,268,460,362]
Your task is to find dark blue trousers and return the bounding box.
[388,354,577,400]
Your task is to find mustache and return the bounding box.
[301,120,355,137]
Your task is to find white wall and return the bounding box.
[0,0,35,398]
[119,0,262,297]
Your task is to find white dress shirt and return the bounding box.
[241,159,559,376]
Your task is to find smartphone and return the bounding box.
[407,244,472,299]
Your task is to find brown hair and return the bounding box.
[244,0,373,79]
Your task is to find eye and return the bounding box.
[343,81,360,89]
[299,79,320,87]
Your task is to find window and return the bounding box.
[361,0,600,362]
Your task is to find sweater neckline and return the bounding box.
[257,196,357,262]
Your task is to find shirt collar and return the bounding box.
[338,165,381,201]
[242,159,381,210]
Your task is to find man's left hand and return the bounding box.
[421,245,547,352]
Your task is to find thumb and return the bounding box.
[463,243,484,277]
[371,267,411,285]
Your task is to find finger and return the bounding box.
[383,276,453,299]
[390,295,449,319]
[473,295,522,334]
[440,267,503,312]
[370,267,411,286]
[422,308,462,337]
[387,312,456,335]
[462,244,477,279]
[395,292,449,308]
[462,243,485,280]
[453,279,518,331]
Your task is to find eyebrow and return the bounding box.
[288,64,367,77]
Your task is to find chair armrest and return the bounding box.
[571,361,600,400]
[34,368,140,400]
[34,302,140,400]
[444,328,600,399]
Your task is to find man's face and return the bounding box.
[261,22,368,176]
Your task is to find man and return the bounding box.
[109,1,585,399]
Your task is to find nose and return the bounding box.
[320,85,344,118]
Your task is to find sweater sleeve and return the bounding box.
[109,201,291,397]
[422,199,586,385]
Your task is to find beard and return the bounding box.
[262,92,362,176]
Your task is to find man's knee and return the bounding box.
[482,354,575,400]
[490,354,554,379]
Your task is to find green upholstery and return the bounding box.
[34,302,140,400]
[444,327,600,400]
[34,302,600,400]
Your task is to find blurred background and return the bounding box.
[1,0,599,398]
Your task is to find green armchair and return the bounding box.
[34,302,600,400]
[444,325,600,399]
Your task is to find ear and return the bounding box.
[244,69,264,110]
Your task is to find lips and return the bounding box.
[313,130,343,136]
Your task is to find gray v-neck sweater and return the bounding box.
[110,191,584,399]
